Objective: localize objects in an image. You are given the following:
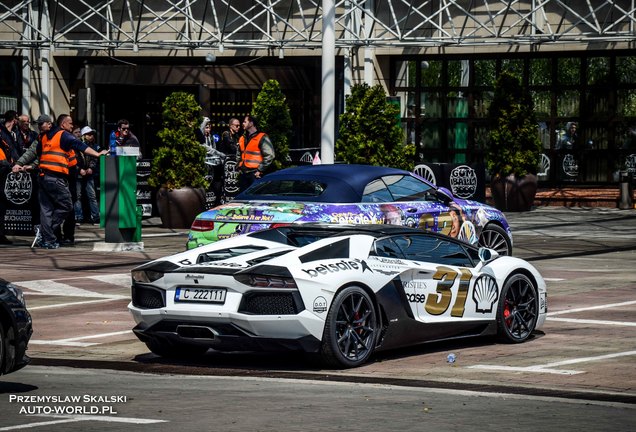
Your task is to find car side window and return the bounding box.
[247,180,326,197]
[372,238,403,258]
[392,234,473,267]
[362,179,393,203]
[382,175,433,202]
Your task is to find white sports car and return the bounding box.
[129,224,547,368]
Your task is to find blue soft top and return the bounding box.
[236,164,410,203]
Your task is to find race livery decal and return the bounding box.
[424,266,473,317]
[403,281,428,304]
[313,296,328,313]
[329,212,381,225]
[299,238,350,263]
[472,274,499,313]
[301,259,373,278]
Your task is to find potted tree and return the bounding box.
[336,83,415,169]
[251,79,292,171]
[148,91,209,228]
[486,71,542,212]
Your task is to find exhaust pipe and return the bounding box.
[176,325,217,340]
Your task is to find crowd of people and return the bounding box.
[196,114,275,206]
[0,111,275,247]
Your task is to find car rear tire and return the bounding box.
[145,339,209,359]
[0,320,16,375]
[320,286,378,368]
[496,274,538,343]
[479,224,512,256]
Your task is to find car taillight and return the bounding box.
[191,219,214,231]
[249,275,298,288]
[131,269,164,283]
[234,265,298,288]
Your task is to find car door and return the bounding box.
[389,234,477,323]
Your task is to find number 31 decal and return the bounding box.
[425,266,472,317]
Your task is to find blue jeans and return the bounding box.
[75,176,99,222]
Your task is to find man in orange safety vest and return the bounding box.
[237,114,275,192]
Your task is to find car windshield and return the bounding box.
[244,180,327,197]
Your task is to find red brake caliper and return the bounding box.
[503,302,512,324]
[353,311,362,335]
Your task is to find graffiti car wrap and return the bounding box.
[187,165,513,255]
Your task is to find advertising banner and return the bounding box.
[3,171,37,235]
[135,159,154,217]
[414,162,486,203]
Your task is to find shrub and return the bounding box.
[251,79,292,170]
[336,83,415,170]
[486,71,542,177]
[148,92,209,189]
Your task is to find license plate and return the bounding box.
[174,287,227,304]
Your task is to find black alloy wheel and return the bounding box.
[496,274,538,343]
[321,286,378,368]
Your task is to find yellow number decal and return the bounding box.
[425,266,457,315]
[425,266,473,317]
[451,268,472,317]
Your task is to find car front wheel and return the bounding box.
[479,224,512,256]
[496,274,538,343]
[320,286,378,368]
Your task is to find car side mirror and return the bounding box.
[434,187,453,204]
[478,247,499,263]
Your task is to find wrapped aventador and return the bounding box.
[129,224,546,368]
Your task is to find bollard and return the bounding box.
[618,170,633,210]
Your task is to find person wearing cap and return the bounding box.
[74,125,100,224]
[35,114,108,249]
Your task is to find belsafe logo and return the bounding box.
[301,259,372,278]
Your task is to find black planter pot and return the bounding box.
[156,187,206,229]
[490,174,538,212]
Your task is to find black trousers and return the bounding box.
[38,173,72,244]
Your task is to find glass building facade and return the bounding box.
[392,51,636,185]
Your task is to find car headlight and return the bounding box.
[7,283,26,307]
